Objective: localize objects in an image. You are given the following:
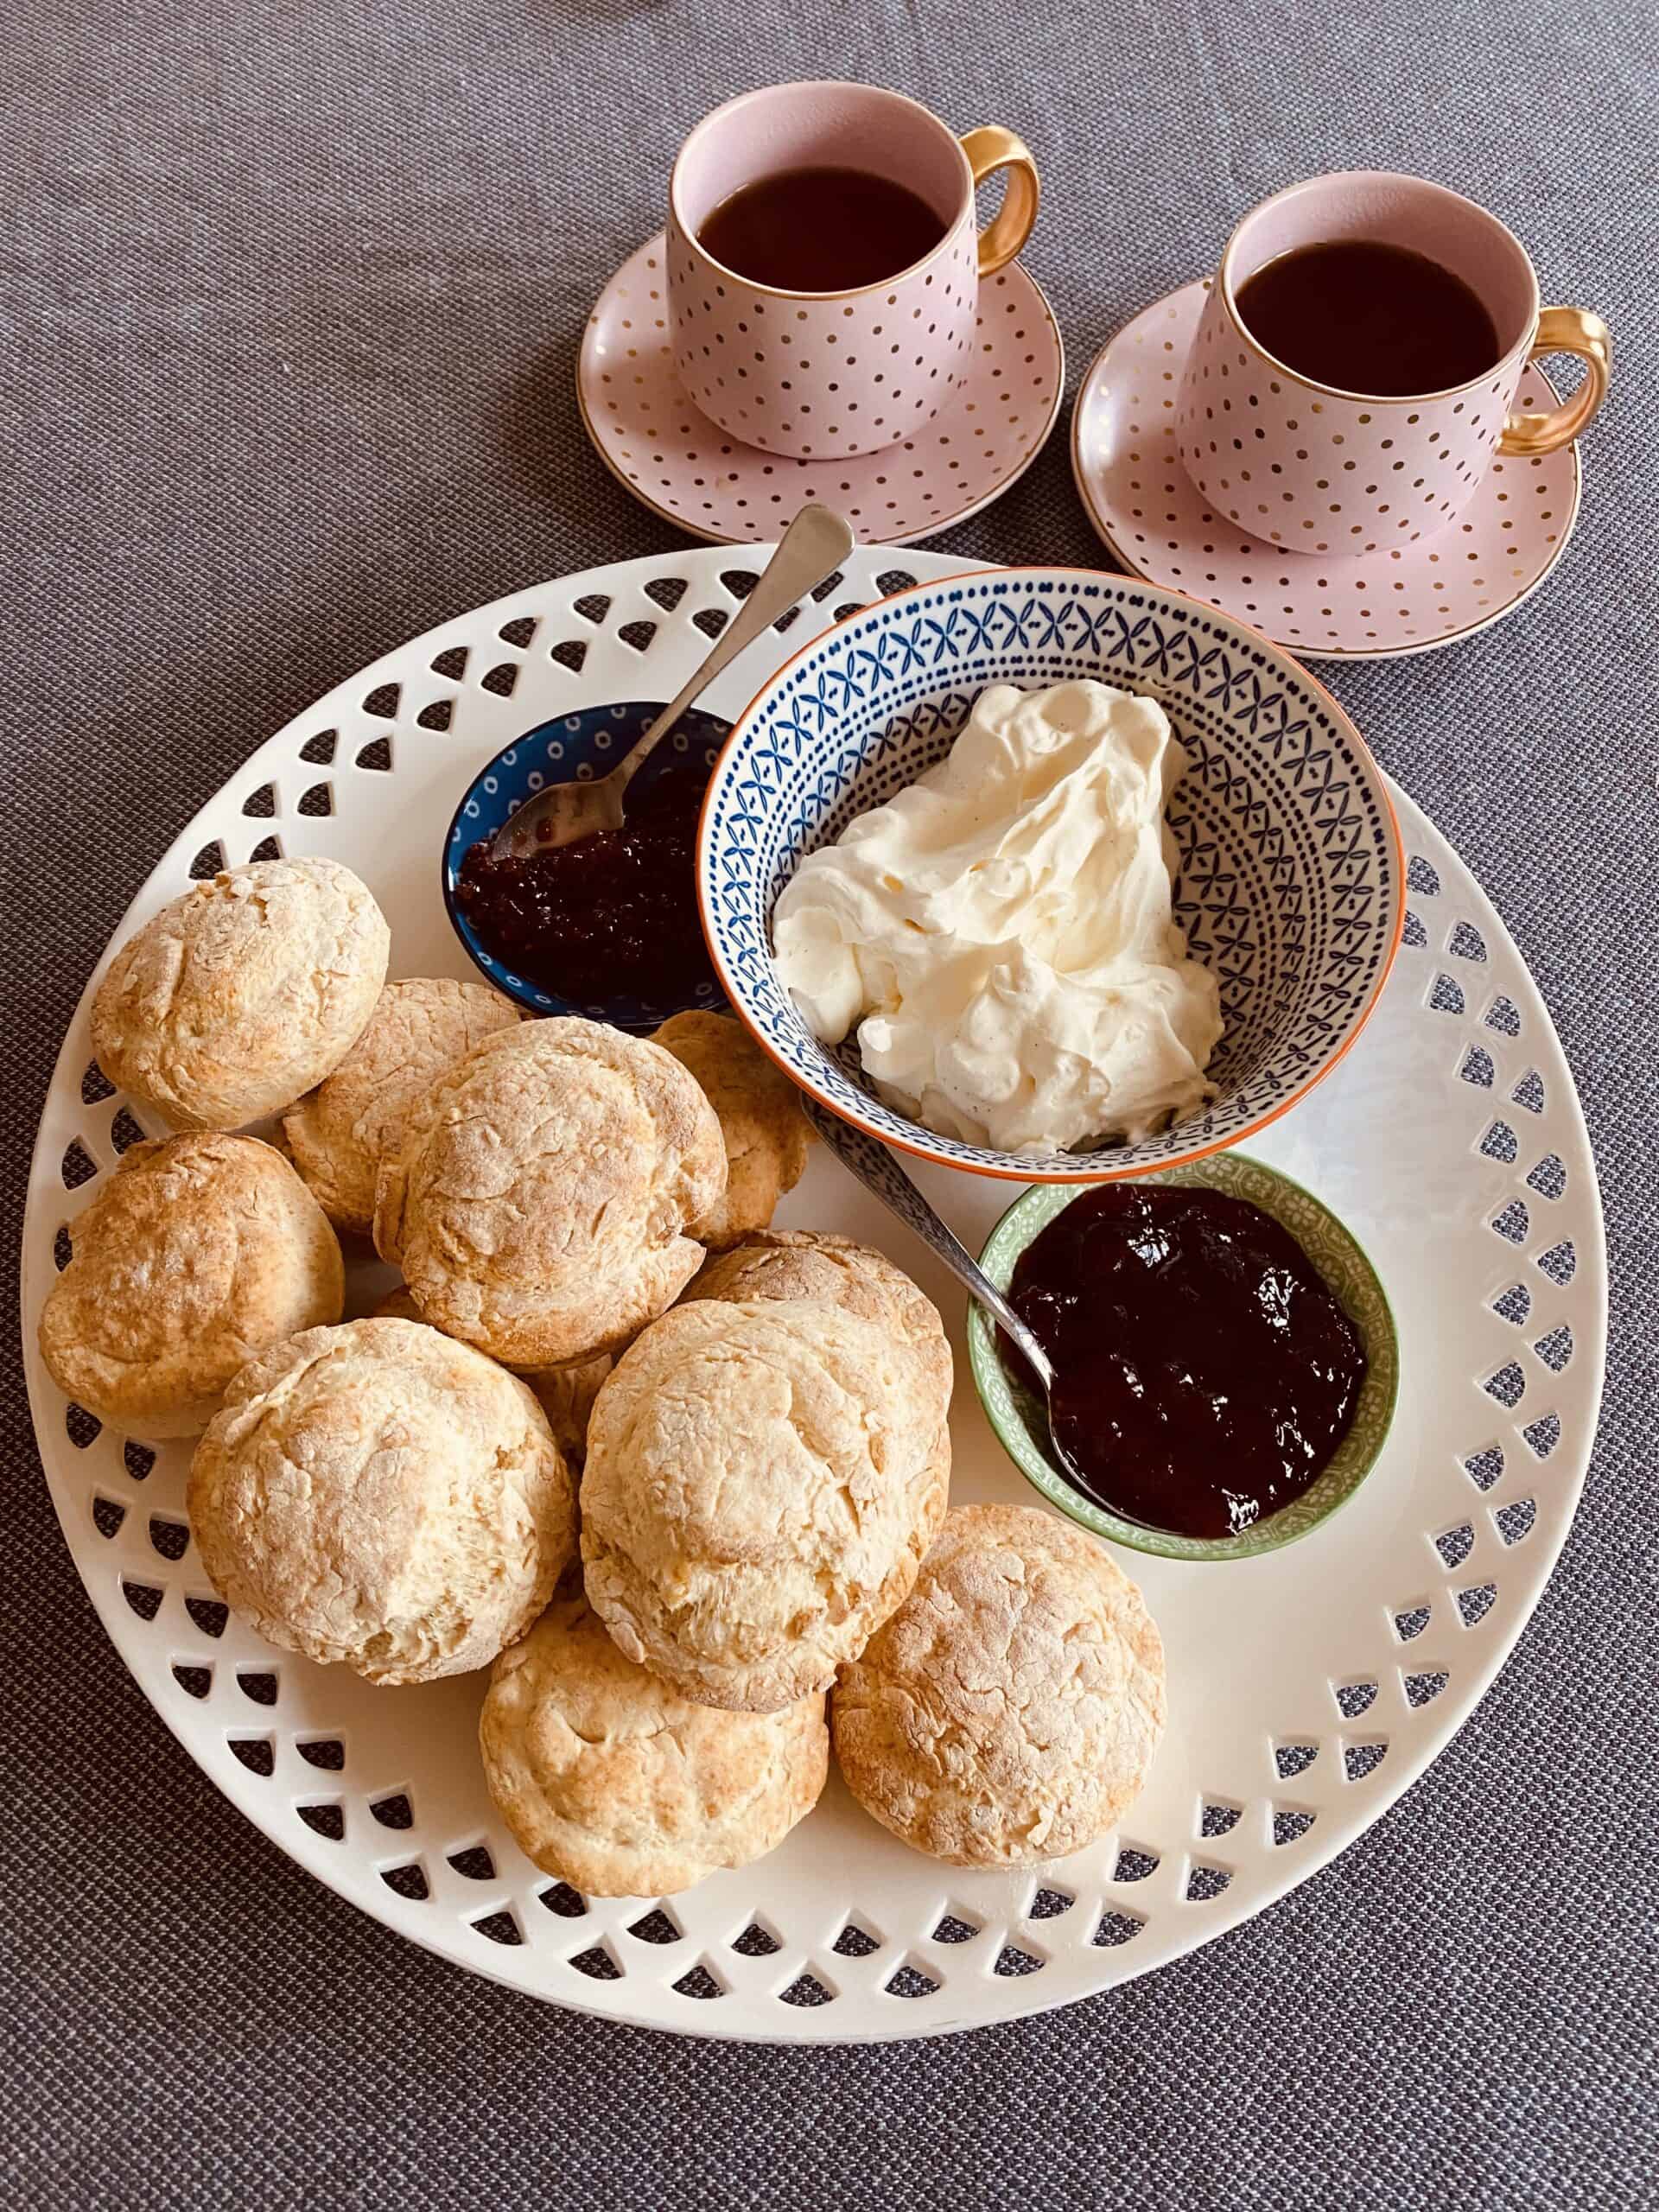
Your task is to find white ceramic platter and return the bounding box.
[21,547,1605,2043]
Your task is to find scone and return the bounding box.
[651,1011,810,1248]
[371,1284,612,1468]
[283,978,520,1234]
[373,1018,725,1366]
[188,1317,576,1685]
[480,1590,827,1896]
[39,1135,343,1437]
[581,1297,947,1712]
[689,1227,952,1496]
[832,1503,1166,1866]
[689,1228,950,1408]
[92,858,390,1131]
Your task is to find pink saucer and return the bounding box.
[1071,280,1582,660]
[578,233,1065,547]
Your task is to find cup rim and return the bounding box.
[965,1154,1402,1562]
[668,78,974,302]
[1217,168,1541,407]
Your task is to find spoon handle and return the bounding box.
[801,1097,1055,1389]
[610,503,855,807]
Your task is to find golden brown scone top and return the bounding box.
[581,1296,948,1713]
[188,1316,577,1686]
[92,858,390,1132]
[39,1135,343,1438]
[480,1590,828,1897]
[370,1284,612,1468]
[651,1012,810,1249]
[689,1228,951,1411]
[283,978,521,1234]
[690,1227,954,1507]
[832,1503,1167,1867]
[373,1017,725,1367]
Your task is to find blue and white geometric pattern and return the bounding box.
[700,570,1404,1179]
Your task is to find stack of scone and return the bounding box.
[480,1227,954,1897]
[48,851,1167,1904]
[478,1230,1167,1897]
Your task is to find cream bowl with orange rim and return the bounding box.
[696,568,1405,1182]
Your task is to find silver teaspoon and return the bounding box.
[800,1097,1086,1489]
[487,502,855,861]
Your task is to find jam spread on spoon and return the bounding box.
[456,754,717,1007]
[1006,1184,1367,1539]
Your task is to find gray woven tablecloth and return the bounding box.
[3,1,1655,2203]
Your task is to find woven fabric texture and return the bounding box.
[3,0,1655,2205]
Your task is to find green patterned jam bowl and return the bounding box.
[966,1154,1401,1563]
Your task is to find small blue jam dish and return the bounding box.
[442,699,731,1031]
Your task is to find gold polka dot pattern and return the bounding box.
[664,207,980,461]
[1176,273,1536,552]
[1074,281,1580,659]
[582,236,1065,547]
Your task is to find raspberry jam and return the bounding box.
[1006,1183,1367,1539]
[455,753,718,1008]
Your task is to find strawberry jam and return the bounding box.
[1006,1183,1367,1539]
[456,753,718,1007]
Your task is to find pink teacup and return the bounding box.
[668,81,1039,461]
[1175,171,1611,556]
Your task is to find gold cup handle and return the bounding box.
[959,126,1040,276]
[1498,306,1611,457]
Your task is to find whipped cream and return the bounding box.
[772,679,1222,1154]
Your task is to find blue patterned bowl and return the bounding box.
[442,701,731,1030]
[697,569,1405,1181]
